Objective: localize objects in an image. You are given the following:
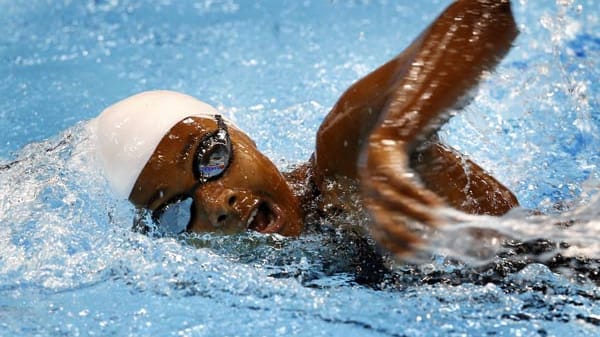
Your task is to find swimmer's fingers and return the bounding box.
[360,139,445,255]
[365,174,440,225]
[366,203,419,255]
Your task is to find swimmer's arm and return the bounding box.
[360,0,519,254]
[312,0,518,215]
[311,22,423,213]
[313,44,418,182]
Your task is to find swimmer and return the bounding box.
[96,0,519,256]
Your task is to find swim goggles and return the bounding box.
[149,114,233,235]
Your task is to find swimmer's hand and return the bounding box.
[361,138,444,254]
[359,0,518,255]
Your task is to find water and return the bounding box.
[1,0,600,336]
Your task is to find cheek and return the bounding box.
[247,165,286,196]
[188,213,215,233]
[188,206,212,232]
[231,153,274,186]
[229,143,292,197]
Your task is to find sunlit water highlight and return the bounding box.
[1,1,600,336]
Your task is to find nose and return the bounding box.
[195,186,243,229]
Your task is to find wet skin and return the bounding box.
[130,0,520,255]
[130,117,303,236]
[315,0,519,254]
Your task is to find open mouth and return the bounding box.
[246,201,283,233]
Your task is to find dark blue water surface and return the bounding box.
[1,1,600,336]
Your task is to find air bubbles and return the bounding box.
[556,0,575,8]
[1,1,599,335]
[88,0,121,13]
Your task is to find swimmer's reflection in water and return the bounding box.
[96,0,519,256]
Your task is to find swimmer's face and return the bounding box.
[130,116,303,236]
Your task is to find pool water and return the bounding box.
[1,0,600,336]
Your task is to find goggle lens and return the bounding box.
[198,142,230,179]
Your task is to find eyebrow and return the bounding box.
[178,134,200,162]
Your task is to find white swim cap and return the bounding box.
[95,90,229,199]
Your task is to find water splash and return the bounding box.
[2,1,600,336]
[425,0,600,265]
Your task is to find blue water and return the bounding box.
[1,1,600,336]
